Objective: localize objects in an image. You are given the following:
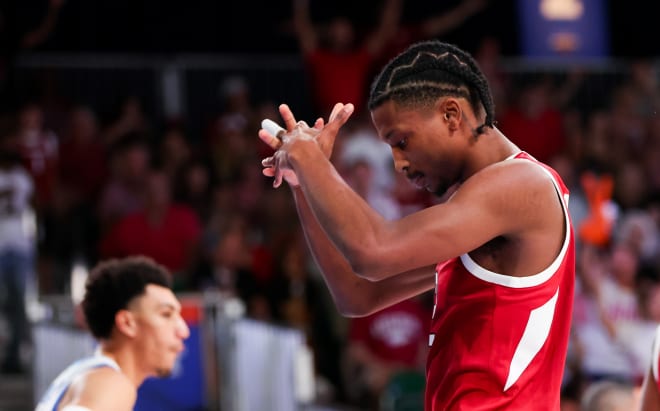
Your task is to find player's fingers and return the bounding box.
[258,129,282,150]
[326,103,354,133]
[328,102,344,122]
[262,168,275,177]
[314,117,324,129]
[274,169,283,188]
[261,156,275,167]
[279,104,297,131]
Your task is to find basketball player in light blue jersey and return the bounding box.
[36,256,190,411]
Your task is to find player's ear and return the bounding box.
[438,99,461,130]
[115,310,138,338]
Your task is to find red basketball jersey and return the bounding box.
[425,152,575,410]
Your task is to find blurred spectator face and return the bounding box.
[616,211,659,261]
[548,155,576,188]
[185,162,210,196]
[235,162,264,212]
[214,114,249,153]
[583,111,611,162]
[346,160,374,196]
[610,244,639,287]
[212,185,235,213]
[122,96,144,120]
[615,162,647,209]
[519,83,548,118]
[145,171,172,209]
[630,60,657,93]
[213,221,249,269]
[326,17,355,51]
[70,107,98,142]
[19,104,43,132]
[122,144,150,181]
[161,129,190,167]
[220,76,250,113]
[475,37,501,64]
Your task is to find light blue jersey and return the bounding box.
[35,355,120,411]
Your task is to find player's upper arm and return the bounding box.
[354,159,559,279]
[66,368,136,411]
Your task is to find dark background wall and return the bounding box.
[2,0,657,57]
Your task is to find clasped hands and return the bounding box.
[258,102,354,188]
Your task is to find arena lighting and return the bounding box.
[540,0,584,20]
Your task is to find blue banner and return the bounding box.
[518,0,608,59]
[134,324,205,411]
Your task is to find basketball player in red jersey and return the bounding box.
[638,325,660,410]
[259,40,575,410]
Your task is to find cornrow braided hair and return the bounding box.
[368,40,496,135]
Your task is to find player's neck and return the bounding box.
[461,127,520,181]
[98,344,149,388]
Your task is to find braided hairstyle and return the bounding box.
[368,40,495,134]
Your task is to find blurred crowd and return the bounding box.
[0,1,660,411]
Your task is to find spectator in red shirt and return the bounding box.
[59,105,108,204]
[291,0,401,118]
[46,105,109,271]
[100,169,202,290]
[345,296,431,409]
[497,75,567,164]
[97,134,151,233]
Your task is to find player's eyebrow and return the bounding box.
[157,302,181,311]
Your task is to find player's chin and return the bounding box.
[154,367,173,378]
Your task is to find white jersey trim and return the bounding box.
[504,287,559,391]
[460,156,571,289]
[35,355,120,411]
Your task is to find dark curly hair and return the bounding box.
[368,40,496,135]
[82,256,172,339]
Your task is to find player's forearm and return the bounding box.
[289,142,386,277]
[292,187,434,316]
[292,186,378,316]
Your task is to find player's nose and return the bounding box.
[177,317,190,340]
[391,148,409,174]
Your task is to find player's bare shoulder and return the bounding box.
[454,157,563,230]
[66,367,136,411]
